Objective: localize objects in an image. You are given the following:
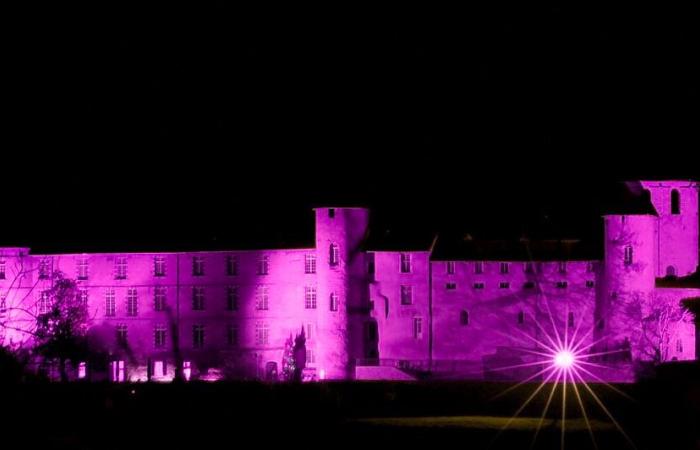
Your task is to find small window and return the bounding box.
[460,310,469,326]
[0,294,6,314]
[473,282,485,290]
[568,312,574,328]
[586,280,595,288]
[666,265,677,278]
[227,325,239,347]
[192,287,205,311]
[105,289,116,317]
[0,261,5,280]
[154,325,167,348]
[126,288,138,317]
[114,257,127,280]
[39,258,52,280]
[255,321,269,345]
[329,293,339,311]
[556,281,568,289]
[474,262,484,274]
[257,255,270,275]
[78,289,88,306]
[304,254,317,274]
[116,324,128,346]
[192,325,205,349]
[446,261,456,275]
[499,263,509,274]
[226,255,238,276]
[227,286,239,311]
[306,323,314,341]
[192,256,205,276]
[400,285,413,305]
[154,286,167,311]
[499,281,510,289]
[304,286,317,309]
[328,208,335,218]
[623,246,633,266]
[413,317,423,339]
[329,244,340,266]
[558,261,567,274]
[517,310,524,325]
[77,362,87,379]
[400,253,412,273]
[154,256,166,277]
[671,189,680,215]
[77,257,89,280]
[523,281,535,289]
[676,339,683,353]
[256,285,269,310]
[38,291,51,314]
[306,348,315,365]
[446,282,457,290]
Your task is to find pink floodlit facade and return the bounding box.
[0,181,698,382]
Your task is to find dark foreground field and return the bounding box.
[1,367,698,450]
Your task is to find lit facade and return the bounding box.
[0,181,698,382]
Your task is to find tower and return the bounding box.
[314,207,369,380]
[600,214,658,362]
[640,180,699,277]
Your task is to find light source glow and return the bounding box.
[554,350,575,369]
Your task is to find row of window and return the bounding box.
[97,286,341,316]
[397,255,598,275]
[456,310,576,327]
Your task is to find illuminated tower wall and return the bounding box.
[641,180,699,277]
[314,207,369,380]
[601,214,658,361]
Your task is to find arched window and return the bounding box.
[517,310,524,325]
[666,265,677,278]
[671,189,680,214]
[329,243,339,266]
[460,310,469,326]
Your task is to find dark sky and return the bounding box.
[4,4,699,253]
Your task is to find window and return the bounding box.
[256,285,269,310]
[78,289,88,306]
[257,254,269,275]
[473,282,485,290]
[306,323,314,341]
[78,362,87,379]
[568,312,574,328]
[0,294,6,315]
[154,325,167,348]
[304,286,317,309]
[446,261,455,275]
[367,254,375,275]
[154,287,167,311]
[400,285,413,305]
[329,293,339,311]
[474,262,484,274]
[499,262,509,274]
[400,253,412,273]
[77,257,88,280]
[116,324,128,346]
[460,310,469,326]
[192,325,205,349]
[183,361,192,381]
[192,287,205,311]
[39,259,51,279]
[671,189,680,215]
[0,260,5,280]
[226,286,239,311]
[105,289,116,317]
[556,281,568,289]
[126,288,138,316]
[499,282,510,289]
[558,261,567,274]
[111,360,126,382]
[666,265,677,277]
[328,208,335,218]
[523,281,535,289]
[676,339,683,353]
[255,321,269,345]
[517,310,525,325]
[38,291,50,314]
[227,325,238,347]
[329,244,339,266]
[586,280,595,288]
[226,255,238,276]
[413,317,423,339]
[300,253,317,275]
[524,262,535,274]
[151,360,166,378]
[306,348,315,365]
[446,282,457,290]
[192,256,205,276]
[154,256,166,277]
[115,257,127,280]
[623,246,633,266]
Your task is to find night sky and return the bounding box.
[4,4,699,253]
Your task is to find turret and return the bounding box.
[314,207,369,380]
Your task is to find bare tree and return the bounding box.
[640,296,692,363]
